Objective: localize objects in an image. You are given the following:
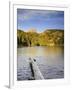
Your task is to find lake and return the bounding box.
[17,46,64,80]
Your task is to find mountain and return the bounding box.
[17,29,64,47]
[27,28,37,33]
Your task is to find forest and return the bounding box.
[17,29,64,47]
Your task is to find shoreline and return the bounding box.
[17,45,64,48]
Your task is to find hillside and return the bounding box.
[17,29,64,47]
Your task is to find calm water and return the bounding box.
[17,46,64,80]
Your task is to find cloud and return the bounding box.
[17,9,64,21]
[23,16,30,19]
[17,9,64,31]
[17,9,64,16]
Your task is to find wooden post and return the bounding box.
[29,58,44,80]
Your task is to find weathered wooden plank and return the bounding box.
[29,58,44,80]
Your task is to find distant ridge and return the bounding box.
[27,28,37,33]
[17,29,64,47]
[44,29,64,32]
[17,29,64,33]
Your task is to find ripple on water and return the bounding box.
[17,55,64,80]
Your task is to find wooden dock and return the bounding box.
[29,57,44,80]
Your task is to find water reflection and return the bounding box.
[17,46,64,80]
[17,46,64,57]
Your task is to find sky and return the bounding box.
[17,9,64,32]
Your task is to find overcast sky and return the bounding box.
[17,9,64,32]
